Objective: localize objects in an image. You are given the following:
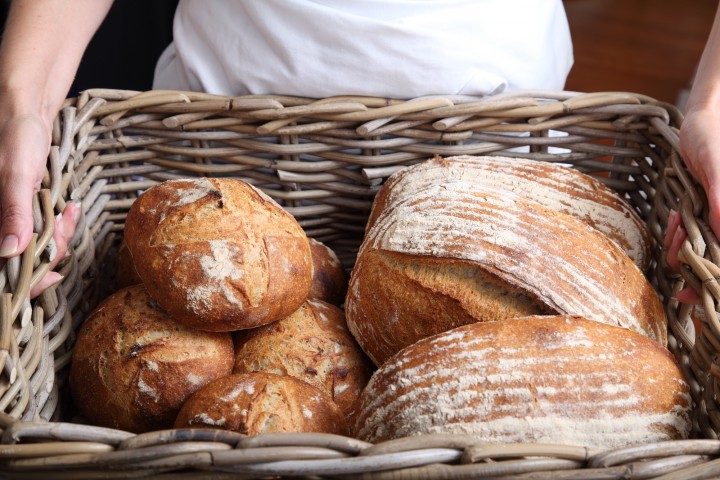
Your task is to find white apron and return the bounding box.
[153,0,573,98]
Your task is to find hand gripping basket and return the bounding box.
[0,88,718,479]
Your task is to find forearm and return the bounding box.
[685,2,720,114]
[0,0,114,128]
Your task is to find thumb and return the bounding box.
[0,180,37,259]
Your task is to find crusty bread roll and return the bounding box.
[124,177,312,331]
[352,316,692,449]
[232,298,373,420]
[116,239,142,289]
[308,238,347,306]
[174,372,348,436]
[346,183,665,365]
[367,155,653,271]
[69,285,234,433]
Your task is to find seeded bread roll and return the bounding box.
[69,285,234,433]
[174,372,349,436]
[346,183,666,365]
[232,298,373,420]
[353,316,692,449]
[367,155,653,271]
[308,238,348,306]
[124,177,312,331]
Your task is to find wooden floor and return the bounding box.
[563,0,717,106]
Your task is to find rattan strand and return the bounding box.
[0,89,718,478]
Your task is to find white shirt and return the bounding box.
[153,0,573,98]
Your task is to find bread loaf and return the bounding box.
[367,155,652,271]
[174,372,348,436]
[124,177,312,331]
[346,183,665,365]
[69,285,234,433]
[352,315,692,449]
[308,238,347,305]
[115,239,142,289]
[232,298,373,420]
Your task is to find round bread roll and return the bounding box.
[367,155,653,271]
[232,299,373,420]
[347,183,666,365]
[116,239,142,289]
[124,177,312,331]
[174,372,349,436]
[308,238,347,305]
[353,315,692,449]
[69,285,234,433]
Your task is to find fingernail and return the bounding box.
[675,225,686,242]
[0,235,19,257]
[66,202,81,223]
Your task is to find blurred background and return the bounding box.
[0,0,178,96]
[564,0,716,109]
[0,0,716,107]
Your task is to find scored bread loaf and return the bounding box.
[69,285,234,433]
[352,315,692,449]
[174,372,349,436]
[367,155,652,271]
[124,177,312,331]
[232,298,373,420]
[346,183,666,365]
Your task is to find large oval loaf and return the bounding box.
[346,183,666,365]
[352,316,692,449]
[124,177,312,331]
[367,155,652,271]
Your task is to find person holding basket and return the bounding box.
[0,0,715,301]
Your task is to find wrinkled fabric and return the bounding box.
[154,0,573,98]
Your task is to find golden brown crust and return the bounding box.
[69,285,234,433]
[308,238,347,306]
[347,250,549,365]
[347,183,666,365]
[232,299,373,421]
[352,316,692,449]
[173,372,349,436]
[124,177,312,331]
[115,239,142,290]
[367,155,653,271]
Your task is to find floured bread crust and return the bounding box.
[346,182,665,365]
[69,285,234,433]
[367,155,653,271]
[174,372,348,436]
[232,298,373,421]
[352,316,691,448]
[124,177,312,331]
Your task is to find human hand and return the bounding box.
[664,106,720,305]
[32,202,81,298]
[0,112,53,258]
[664,209,700,304]
[0,110,81,298]
[679,107,720,238]
[0,201,80,299]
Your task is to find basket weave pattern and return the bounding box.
[0,88,717,478]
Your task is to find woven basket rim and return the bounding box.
[0,88,718,479]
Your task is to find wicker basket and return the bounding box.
[0,88,718,479]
